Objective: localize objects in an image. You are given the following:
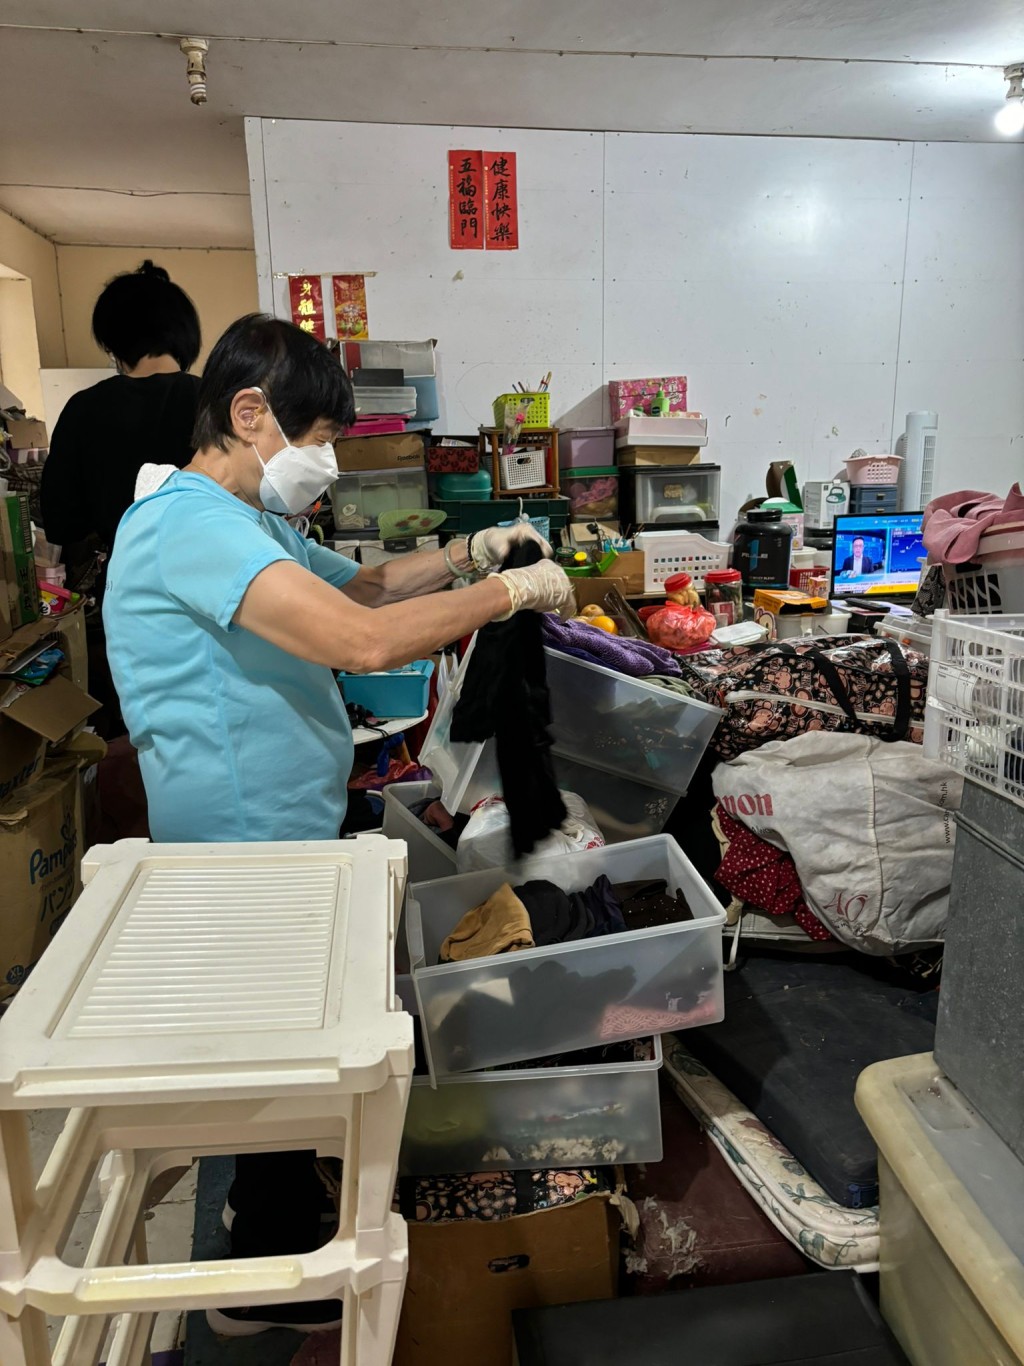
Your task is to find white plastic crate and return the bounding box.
[634,529,731,592]
[924,610,1024,809]
[500,447,548,489]
[400,1037,663,1176]
[406,835,726,1078]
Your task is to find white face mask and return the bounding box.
[251,392,337,516]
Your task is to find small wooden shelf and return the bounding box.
[479,427,561,497]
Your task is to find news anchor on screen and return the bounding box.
[839,536,879,576]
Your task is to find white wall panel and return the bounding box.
[250,119,1024,527]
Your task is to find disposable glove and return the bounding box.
[470,521,553,574]
[491,559,574,621]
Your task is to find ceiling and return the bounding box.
[1,0,1022,250]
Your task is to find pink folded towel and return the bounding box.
[922,483,1024,565]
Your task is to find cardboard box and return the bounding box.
[0,525,11,645]
[616,445,703,468]
[572,576,628,613]
[0,604,89,688]
[605,550,646,596]
[394,1192,620,1366]
[0,495,20,633]
[4,417,48,449]
[334,433,425,473]
[0,671,100,799]
[2,493,41,625]
[0,755,84,1002]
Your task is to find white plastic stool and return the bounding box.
[0,836,414,1366]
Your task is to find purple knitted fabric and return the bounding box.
[542,615,682,677]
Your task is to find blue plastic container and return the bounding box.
[337,659,434,719]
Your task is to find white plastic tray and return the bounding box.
[0,836,412,1107]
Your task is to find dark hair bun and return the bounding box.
[137,260,170,282]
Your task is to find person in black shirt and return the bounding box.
[39,260,201,734]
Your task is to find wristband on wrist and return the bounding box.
[444,539,477,581]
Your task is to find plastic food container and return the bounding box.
[561,467,619,519]
[330,467,428,530]
[400,1037,663,1175]
[382,781,458,884]
[560,428,616,468]
[406,835,726,1077]
[704,567,744,627]
[337,659,433,719]
[544,648,723,794]
[856,1053,1024,1366]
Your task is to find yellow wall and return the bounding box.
[0,207,65,370]
[56,246,259,371]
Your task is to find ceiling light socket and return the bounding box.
[180,37,209,106]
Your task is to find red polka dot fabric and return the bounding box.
[714,805,833,943]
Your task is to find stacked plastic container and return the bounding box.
[0,836,414,1366]
[402,836,725,1176]
[386,633,727,1179]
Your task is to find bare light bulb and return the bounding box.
[995,98,1024,135]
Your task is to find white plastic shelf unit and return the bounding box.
[0,836,414,1366]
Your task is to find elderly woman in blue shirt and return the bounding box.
[103,313,571,1336]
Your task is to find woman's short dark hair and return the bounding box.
[193,313,355,450]
[92,260,201,370]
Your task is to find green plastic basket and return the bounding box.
[492,392,551,429]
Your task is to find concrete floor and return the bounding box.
[28,1107,196,1360]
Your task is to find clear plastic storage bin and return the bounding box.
[545,649,723,794]
[549,755,679,843]
[406,835,726,1077]
[330,467,429,531]
[620,464,721,527]
[400,1038,663,1176]
[382,781,458,884]
[561,467,619,519]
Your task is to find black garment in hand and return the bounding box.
[450,540,566,855]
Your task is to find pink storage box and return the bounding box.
[608,376,688,422]
[346,416,407,437]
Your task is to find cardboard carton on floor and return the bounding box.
[334,433,425,473]
[0,755,85,1002]
[394,1191,620,1366]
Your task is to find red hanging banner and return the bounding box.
[448,150,484,250]
[287,274,326,338]
[484,151,519,250]
[332,274,369,340]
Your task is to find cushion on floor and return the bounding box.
[681,953,938,1207]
